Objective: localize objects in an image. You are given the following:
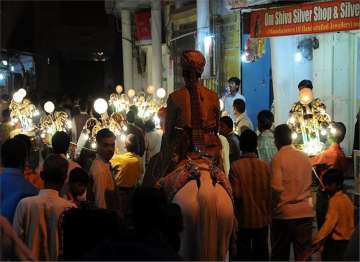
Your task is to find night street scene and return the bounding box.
[0,0,359,261]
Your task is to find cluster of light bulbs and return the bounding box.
[9,85,167,150]
[79,85,167,150]
[10,88,40,132]
[39,101,72,141]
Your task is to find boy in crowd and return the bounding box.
[311,122,348,228]
[311,122,348,171]
[65,167,90,207]
[233,99,253,135]
[257,110,277,165]
[311,169,354,261]
[219,116,240,163]
[13,154,76,260]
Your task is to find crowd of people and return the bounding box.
[0,50,359,261]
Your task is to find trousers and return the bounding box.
[235,226,269,261]
[271,218,313,261]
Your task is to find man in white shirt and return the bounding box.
[51,131,81,195]
[233,99,253,135]
[89,128,116,209]
[13,154,76,260]
[221,77,246,122]
[144,119,162,166]
[271,124,314,261]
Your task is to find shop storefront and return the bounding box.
[240,0,359,156]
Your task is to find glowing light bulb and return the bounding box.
[291,132,298,140]
[320,129,327,136]
[127,89,136,98]
[44,101,55,113]
[2,60,8,66]
[13,91,23,103]
[156,88,166,99]
[116,85,123,94]
[294,51,302,63]
[93,98,108,114]
[17,88,27,99]
[91,141,97,149]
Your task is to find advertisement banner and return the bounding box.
[250,0,360,37]
[134,11,151,43]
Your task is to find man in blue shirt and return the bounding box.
[0,138,38,223]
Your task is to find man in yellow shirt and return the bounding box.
[111,134,144,214]
[111,134,144,188]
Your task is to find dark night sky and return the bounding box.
[1,0,123,99]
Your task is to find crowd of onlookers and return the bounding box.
[0,85,359,261]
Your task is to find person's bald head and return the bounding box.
[125,134,140,155]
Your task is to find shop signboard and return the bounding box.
[222,13,241,90]
[134,10,151,44]
[250,0,360,37]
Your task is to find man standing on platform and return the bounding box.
[221,77,246,122]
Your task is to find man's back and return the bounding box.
[0,168,38,223]
[145,130,162,165]
[258,130,277,165]
[272,145,314,219]
[13,189,75,260]
[111,152,143,188]
[126,123,145,157]
[230,153,271,228]
[166,86,219,132]
[311,143,347,172]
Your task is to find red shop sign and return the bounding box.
[135,10,151,42]
[250,0,360,37]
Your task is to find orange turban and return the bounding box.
[181,50,206,74]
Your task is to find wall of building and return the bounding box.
[270,35,313,125]
[312,31,358,154]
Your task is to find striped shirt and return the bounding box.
[229,153,271,228]
[271,145,314,219]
